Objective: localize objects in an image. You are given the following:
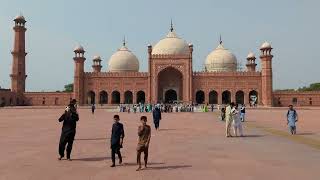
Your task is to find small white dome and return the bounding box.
[93,55,101,60]
[108,45,139,72]
[247,52,255,59]
[74,45,84,52]
[14,15,25,21]
[261,41,271,49]
[152,31,189,55]
[205,44,237,72]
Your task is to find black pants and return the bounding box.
[111,146,122,165]
[59,131,75,159]
[154,120,160,129]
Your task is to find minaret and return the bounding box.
[260,42,273,106]
[10,15,27,94]
[92,55,102,72]
[73,45,86,105]
[246,52,257,72]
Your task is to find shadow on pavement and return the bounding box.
[72,157,110,161]
[75,138,109,141]
[123,162,165,166]
[296,132,315,135]
[242,134,265,138]
[145,165,192,170]
[159,129,177,131]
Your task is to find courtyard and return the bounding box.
[0,107,319,180]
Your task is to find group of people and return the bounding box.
[58,99,299,171]
[118,103,225,113]
[109,114,151,170]
[224,102,244,137]
[222,102,299,137]
[58,99,162,171]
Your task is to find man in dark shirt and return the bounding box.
[152,105,162,130]
[91,104,95,114]
[58,100,79,161]
[136,116,151,171]
[110,115,125,167]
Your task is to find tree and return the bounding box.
[64,83,73,92]
[298,83,320,91]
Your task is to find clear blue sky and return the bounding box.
[0,0,319,91]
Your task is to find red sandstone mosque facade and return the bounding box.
[1,16,320,107]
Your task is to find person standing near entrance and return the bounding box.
[152,105,162,130]
[91,104,95,114]
[240,104,246,122]
[110,115,125,167]
[136,116,151,171]
[286,105,298,135]
[225,102,234,137]
[58,99,79,161]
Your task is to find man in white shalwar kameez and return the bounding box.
[225,102,234,137]
[232,105,243,137]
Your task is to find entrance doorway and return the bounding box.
[165,89,177,103]
[157,67,183,103]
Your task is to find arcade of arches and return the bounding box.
[86,90,146,105]
[195,90,258,105]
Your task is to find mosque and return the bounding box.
[1,16,320,107]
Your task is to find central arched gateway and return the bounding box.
[157,67,183,103]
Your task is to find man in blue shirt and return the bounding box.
[287,105,298,135]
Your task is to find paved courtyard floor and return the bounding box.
[0,107,320,180]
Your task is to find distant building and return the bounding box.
[1,16,319,106]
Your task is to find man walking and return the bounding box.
[152,105,162,130]
[225,102,234,137]
[287,105,298,135]
[136,116,151,171]
[110,115,125,167]
[91,104,95,114]
[58,99,79,161]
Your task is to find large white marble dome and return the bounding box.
[152,30,190,55]
[205,43,237,72]
[108,45,139,72]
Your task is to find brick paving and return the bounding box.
[0,108,319,180]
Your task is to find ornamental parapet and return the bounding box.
[273,91,320,95]
[192,71,261,77]
[151,54,191,59]
[85,71,149,78]
[24,92,73,95]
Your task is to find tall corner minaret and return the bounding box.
[73,45,86,105]
[92,55,102,72]
[10,15,27,94]
[260,42,273,106]
[246,52,257,72]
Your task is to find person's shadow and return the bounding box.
[145,165,192,170]
[159,129,176,131]
[241,134,265,138]
[72,157,111,161]
[75,137,109,141]
[123,162,192,170]
[296,132,315,135]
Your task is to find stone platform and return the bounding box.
[0,108,319,180]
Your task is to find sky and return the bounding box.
[0,0,319,91]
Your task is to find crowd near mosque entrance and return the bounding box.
[157,67,183,103]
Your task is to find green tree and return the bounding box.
[64,83,73,92]
[298,83,320,91]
